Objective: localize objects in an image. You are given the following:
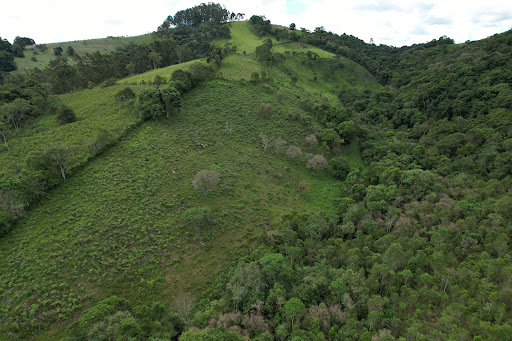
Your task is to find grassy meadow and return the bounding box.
[0,20,380,339]
[14,34,152,71]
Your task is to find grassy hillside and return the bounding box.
[1,18,381,340]
[119,59,208,85]
[0,85,143,179]
[14,34,151,71]
[0,79,343,339]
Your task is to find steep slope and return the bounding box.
[0,63,360,339]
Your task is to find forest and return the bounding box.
[0,3,511,340]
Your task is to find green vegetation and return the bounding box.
[120,59,207,85]
[13,34,152,71]
[1,5,512,341]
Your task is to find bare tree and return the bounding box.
[286,145,302,159]
[299,180,308,196]
[274,137,287,155]
[305,134,318,150]
[192,170,220,195]
[173,292,194,325]
[307,154,327,170]
[259,133,271,152]
[260,103,272,117]
[0,121,9,150]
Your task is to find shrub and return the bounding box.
[115,87,135,102]
[56,105,76,125]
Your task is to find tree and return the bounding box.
[66,46,75,56]
[307,154,327,170]
[47,144,73,180]
[135,87,165,121]
[0,120,9,150]
[299,180,308,196]
[53,46,63,56]
[260,133,271,152]
[284,297,305,328]
[286,146,302,159]
[0,99,34,131]
[160,85,181,117]
[289,23,296,30]
[260,103,272,117]
[115,87,135,102]
[148,51,162,69]
[255,41,273,65]
[337,120,358,143]
[192,170,220,195]
[13,36,35,49]
[331,156,350,180]
[0,37,16,71]
[0,178,24,218]
[274,137,287,155]
[171,69,192,93]
[173,293,194,325]
[305,134,318,150]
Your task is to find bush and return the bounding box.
[56,105,77,125]
[331,156,350,180]
[115,87,135,102]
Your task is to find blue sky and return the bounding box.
[1,0,511,46]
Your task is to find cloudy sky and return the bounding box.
[2,0,511,47]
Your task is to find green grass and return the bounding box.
[218,21,278,54]
[14,34,152,71]
[217,55,261,80]
[119,59,208,85]
[272,41,335,58]
[0,81,342,339]
[0,85,144,180]
[0,20,377,339]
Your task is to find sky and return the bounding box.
[1,0,512,47]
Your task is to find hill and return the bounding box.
[0,14,379,339]
[1,6,511,340]
[13,34,152,71]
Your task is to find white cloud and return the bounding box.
[0,0,511,46]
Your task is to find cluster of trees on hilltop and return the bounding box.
[157,2,236,29]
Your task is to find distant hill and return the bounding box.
[13,34,152,71]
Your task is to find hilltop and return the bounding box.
[1,3,511,340]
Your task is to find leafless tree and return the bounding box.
[286,145,302,159]
[259,133,271,152]
[192,170,220,195]
[274,137,287,155]
[307,154,327,170]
